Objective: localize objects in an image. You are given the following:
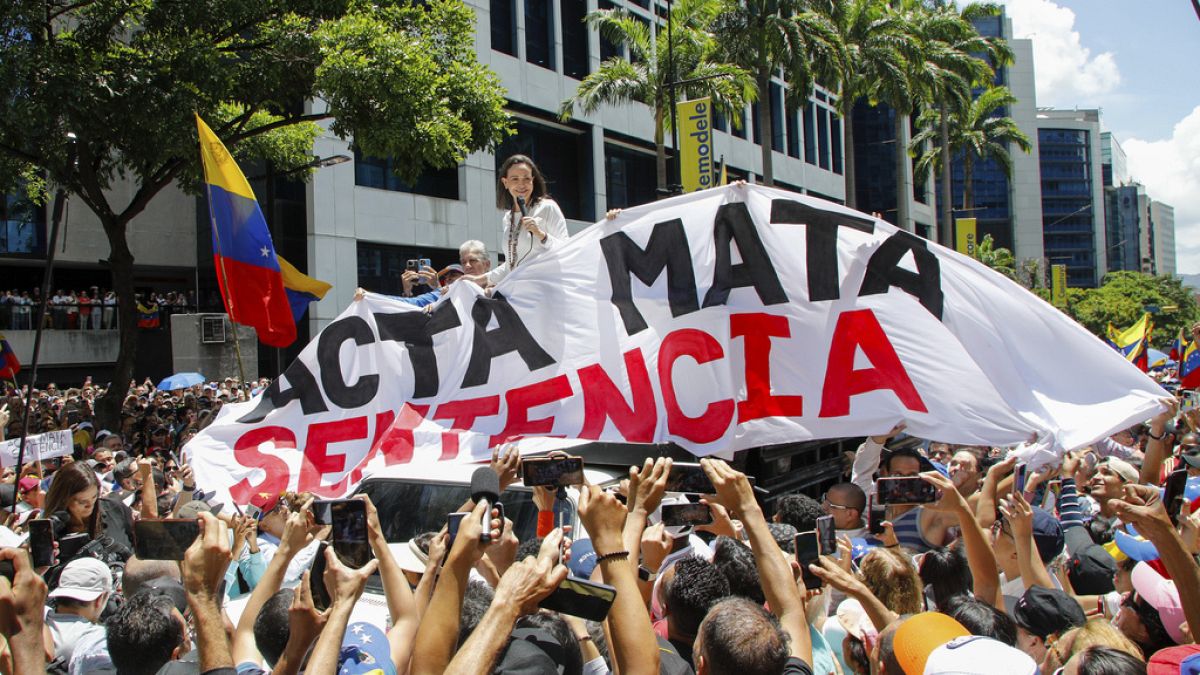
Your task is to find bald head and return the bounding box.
[122,555,181,598]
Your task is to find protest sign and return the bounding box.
[0,429,73,467]
[187,185,1167,503]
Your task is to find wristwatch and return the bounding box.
[637,564,658,582]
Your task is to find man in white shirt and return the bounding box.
[46,557,111,668]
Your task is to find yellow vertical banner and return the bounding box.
[1051,264,1067,307]
[955,218,977,257]
[677,98,713,193]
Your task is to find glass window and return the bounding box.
[1,188,45,256]
[786,107,800,158]
[599,0,621,62]
[525,0,555,70]
[770,83,784,153]
[561,0,589,79]
[356,242,459,297]
[358,480,540,543]
[490,0,517,56]
[751,100,761,146]
[731,109,747,140]
[605,143,658,209]
[817,107,830,170]
[353,150,460,200]
[830,115,842,174]
[803,102,817,165]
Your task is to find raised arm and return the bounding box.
[409,499,501,675]
[921,471,1002,607]
[976,456,1017,530]
[1141,398,1177,484]
[445,530,569,675]
[702,459,812,669]
[359,494,420,673]
[0,548,48,675]
[231,504,314,665]
[578,484,659,675]
[1000,492,1054,591]
[137,458,158,519]
[306,547,380,675]
[181,513,234,673]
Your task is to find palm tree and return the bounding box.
[817,0,917,210]
[912,85,1031,212]
[908,1,1009,245]
[976,233,1015,278]
[710,0,839,186]
[560,0,755,191]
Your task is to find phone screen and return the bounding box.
[134,519,201,561]
[29,519,55,567]
[310,542,331,611]
[1164,469,1188,525]
[312,499,341,526]
[538,577,617,621]
[447,512,467,550]
[661,502,713,527]
[816,515,836,555]
[868,498,887,535]
[794,532,822,589]
[1014,464,1028,495]
[522,457,585,487]
[876,477,939,505]
[665,463,715,494]
[331,500,372,568]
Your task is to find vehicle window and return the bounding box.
[358,481,540,543]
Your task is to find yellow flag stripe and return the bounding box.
[195,113,257,202]
[278,255,332,298]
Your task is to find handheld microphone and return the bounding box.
[516,196,528,217]
[470,467,500,543]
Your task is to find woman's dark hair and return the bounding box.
[1127,593,1177,654]
[919,544,973,611]
[946,597,1018,646]
[1073,646,1147,675]
[496,154,548,210]
[44,461,101,538]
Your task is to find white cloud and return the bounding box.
[998,0,1121,106]
[1124,105,1200,272]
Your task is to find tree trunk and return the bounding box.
[963,153,974,212]
[758,71,774,187]
[894,111,910,232]
[92,217,138,431]
[655,103,667,192]
[939,104,953,246]
[842,98,856,209]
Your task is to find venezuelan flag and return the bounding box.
[1110,313,1152,372]
[278,255,331,322]
[1170,326,1187,362]
[0,334,19,381]
[196,114,295,347]
[1180,340,1200,389]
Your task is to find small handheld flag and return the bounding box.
[0,335,20,381]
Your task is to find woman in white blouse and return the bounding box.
[482,154,568,287]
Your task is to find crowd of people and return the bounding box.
[0,155,1194,675]
[0,289,196,331]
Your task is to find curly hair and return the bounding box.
[774,493,824,532]
[665,556,731,637]
[712,536,765,604]
[859,548,922,615]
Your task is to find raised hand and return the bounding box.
[577,484,628,553]
[492,531,569,617]
[182,513,232,602]
[321,545,380,607]
[491,445,521,492]
[628,457,670,516]
[289,570,329,649]
[700,458,758,519]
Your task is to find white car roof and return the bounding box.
[359,461,624,487]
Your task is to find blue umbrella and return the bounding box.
[157,372,206,391]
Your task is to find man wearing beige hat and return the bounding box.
[46,557,113,667]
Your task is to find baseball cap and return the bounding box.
[922,635,1038,675]
[1148,645,1200,675]
[339,622,397,675]
[177,500,215,520]
[1066,544,1117,595]
[1029,507,1065,564]
[17,477,39,494]
[893,612,970,675]
[566,538,597,579]
[1099,457,1139,483]
[49,557,113,603]
[1012,586,1086,639]
[1132,561,1188,644]
[250,492,282,519]
[438,264,465,283]
[496,626,567,675]
[389,540,429,576]
[1114,529,1159,562]
[1181,448,1200,469]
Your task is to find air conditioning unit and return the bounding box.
[201,315,227,344]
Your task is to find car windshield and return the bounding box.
[357,480,540,543]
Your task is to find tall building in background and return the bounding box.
[948,10,1042,263]
[1036,108,1105,287]
[850,102,937,238]
[1101,132,1139,272]
[1150,201,1176,276]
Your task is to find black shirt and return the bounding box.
[782,657,813,675]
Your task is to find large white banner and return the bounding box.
[187,185,1167,502]
[0,430,73,467]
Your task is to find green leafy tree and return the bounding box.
[560,0,755,191]
[905,1,1005,243]
[912,85,1030,212]
[975,233,1014,278]
[0,0,511,427]
[1067,272,1200,344]
[710,0,838,186]
[817,0,918,210]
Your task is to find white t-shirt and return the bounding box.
[486,198,569,286]
[46,611,104,668]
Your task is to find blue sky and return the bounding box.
[989,0,1200,272]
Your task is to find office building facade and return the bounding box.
[1150,201,1176,276]
[1036,109,1105,287]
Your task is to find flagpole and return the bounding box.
[209,214,248,386]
